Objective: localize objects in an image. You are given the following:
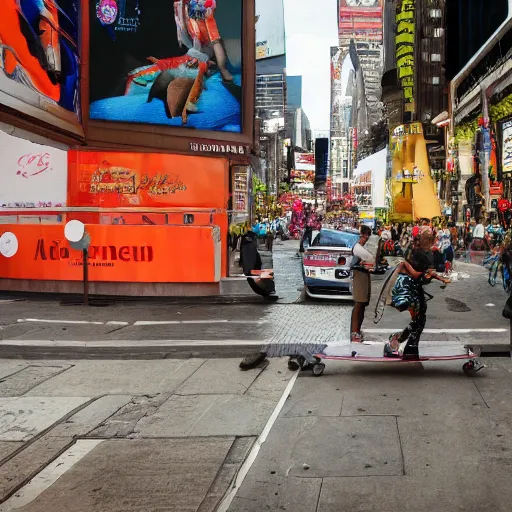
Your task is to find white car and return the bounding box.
[302,229,360,300]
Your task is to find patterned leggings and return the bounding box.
[396,288,427,353]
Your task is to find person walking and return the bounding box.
[350,225,375,343]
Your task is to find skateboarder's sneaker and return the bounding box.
[351,332,363,343]
[383,342,400,358]
[401,343,420,361]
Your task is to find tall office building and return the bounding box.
[338,0,383,127]
[330,47,354,197]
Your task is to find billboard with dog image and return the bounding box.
[89,0,243,133]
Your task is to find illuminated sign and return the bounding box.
[396,0,415,113]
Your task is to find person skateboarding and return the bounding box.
[350,225,375,343]
[384,230,450,359]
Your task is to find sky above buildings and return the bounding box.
[283,0,353,134]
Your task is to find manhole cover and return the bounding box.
[445,298,471,312]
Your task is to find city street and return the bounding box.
[0,241,509,510]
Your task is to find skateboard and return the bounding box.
[287,343,485,377]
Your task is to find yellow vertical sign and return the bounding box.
[396,0,415,114]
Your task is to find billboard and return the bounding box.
[315,138,329,188]
[396,0,415,113]
[295,153,315,171]
[339,0,382,40]
[0,129,67,209]
[68,151,228,208]
[0,224,220,283]
[503,120,512,174]
[89,0,243,133]
[0,0,82,135]
[256,0,285,60]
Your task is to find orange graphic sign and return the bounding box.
[68,151,229,208]
[0,224,220,283]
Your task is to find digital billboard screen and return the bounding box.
[89,0,243,133]
[315,138,329,188]
[256,0,285,60]
[0,0,82,134]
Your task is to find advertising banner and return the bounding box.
[89,0,243,133]
[315,138,329,188]
[396,0,415,113]
[502,120,512,173]
[294,153,315,171]
[256,0,285,60]
[339,0,383,33]
[0,224,220,282]
[0,130,67,209]
[68,151,228,208]
[0,0,81,134]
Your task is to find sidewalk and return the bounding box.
[227,357,512,512]
[0,357,295,511]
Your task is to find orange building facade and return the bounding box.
[0,0,256,296]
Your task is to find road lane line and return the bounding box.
[365,328,508,334]
[0,339,267,347]
[133,320,266,326]
[17,319,104,325]
[216,370,299,512]
[16,319,267,327]
[0,440,103,512]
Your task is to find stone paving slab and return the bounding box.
[317,472,512,512]
[398,413,512,477]
[174,359,264,395]
[231,476,322,512]
[0,434,73,504]
[0,363,28,381]
[135,394,276,437]
[286,416,403,478]
[25,360,205,396]
[0,397,90,441]
[245,361,295,402]
[338,363,488,417]
[282,374,344,417]
[472,359,512,416]
[0,441,23,461]
[12,438,235,512]
[89,394,172,439]
[48,395,132,438]
[0,365,72,397]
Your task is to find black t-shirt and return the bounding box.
[410,249,433,273]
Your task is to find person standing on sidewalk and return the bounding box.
[350,225,375,343]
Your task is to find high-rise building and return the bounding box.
[338,0,384,126]
[286,76,303,109]
[330,47,354,197]
[255,0,287,193]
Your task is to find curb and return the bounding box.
[468,344,511,357]
[0,343,263,360]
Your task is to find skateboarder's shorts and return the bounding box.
[352,270,371,305]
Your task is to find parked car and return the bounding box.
[302,229,360,300]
